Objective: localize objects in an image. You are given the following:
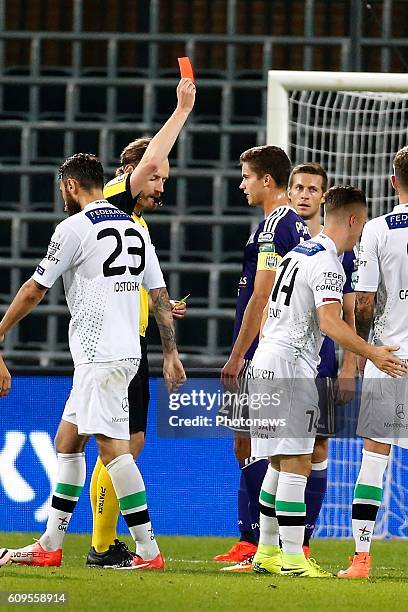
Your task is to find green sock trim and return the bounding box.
[354,483,382,502]
[275,500,306,513]
[260,490,276,506]
[55,482,83,498]
[119,490,147,511]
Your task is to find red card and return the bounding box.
[178,57,195,82]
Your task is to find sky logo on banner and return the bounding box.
[0,431,57,523]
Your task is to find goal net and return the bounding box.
[267,70,408,539]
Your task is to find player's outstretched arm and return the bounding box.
[0,279,47,339]
[355,291,376,373]
[129,78,196,198]
[221,269,275,380]
[0,279,48,398]
[336,292,358,402]
[318,301,407,378]
[150,286,186,391]
[0,355,11,397]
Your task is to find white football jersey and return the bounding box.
[32,200,165,366]
[355,202,408,358]
[259,233,345,372]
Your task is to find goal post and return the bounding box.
[266,70,408,539]
[267,70,408,151]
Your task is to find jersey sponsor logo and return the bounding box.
[316,271,344,291]
[385,213,408,229]
[296,221,311,237]
[399,290,408,300]
[36,265,45,276]
[258,231,275,243]
[85,207,132,224]
[293,241,325,256]
[44,240,61,264]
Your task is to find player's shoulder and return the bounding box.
[103,172,129,199]
[363,213,390,234]
[292,238,327,257]
[294,236,342,269]
[259,206,304,242]
[381,206,408,230]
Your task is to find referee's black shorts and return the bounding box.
[128,335,150,435]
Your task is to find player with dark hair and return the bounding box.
[289,163,357,557]
[338,147,408,579]
[86,79,195,568]
[0,153,185,570]
[216,146,310,570]
[250,185,406,578]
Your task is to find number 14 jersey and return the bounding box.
[31,200,165,366]
[260,233,345,373]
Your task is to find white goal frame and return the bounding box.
[267,70,408,152]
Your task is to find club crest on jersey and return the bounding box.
[85,207,132,224]
[293,241,325,256]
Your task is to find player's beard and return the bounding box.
[138,194,162,210]
[64,194,82,216]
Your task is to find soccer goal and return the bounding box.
[267,70,408,539]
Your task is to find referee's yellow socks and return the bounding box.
[90,457,120,552]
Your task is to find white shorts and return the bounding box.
[248,349,318,458]
[357,359,408,449]
[62,359,140,440]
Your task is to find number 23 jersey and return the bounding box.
[260,233,345,372]
[31,200,165,366]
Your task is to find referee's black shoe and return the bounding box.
[86,539,134,568]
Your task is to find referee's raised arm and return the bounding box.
[128,78,196,198]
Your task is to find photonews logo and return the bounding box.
[0,431,58,523]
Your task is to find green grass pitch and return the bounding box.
[1,533,408,611]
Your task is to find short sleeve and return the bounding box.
[309,253,345,310]
[142,241,165,290]
[32,222,82,288]
[256,214,299,271]
[354,221,380,292]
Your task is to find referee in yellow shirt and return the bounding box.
[87,78,195,568]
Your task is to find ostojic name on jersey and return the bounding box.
[85,206,132,225]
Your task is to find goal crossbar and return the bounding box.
[267,70,408,151]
